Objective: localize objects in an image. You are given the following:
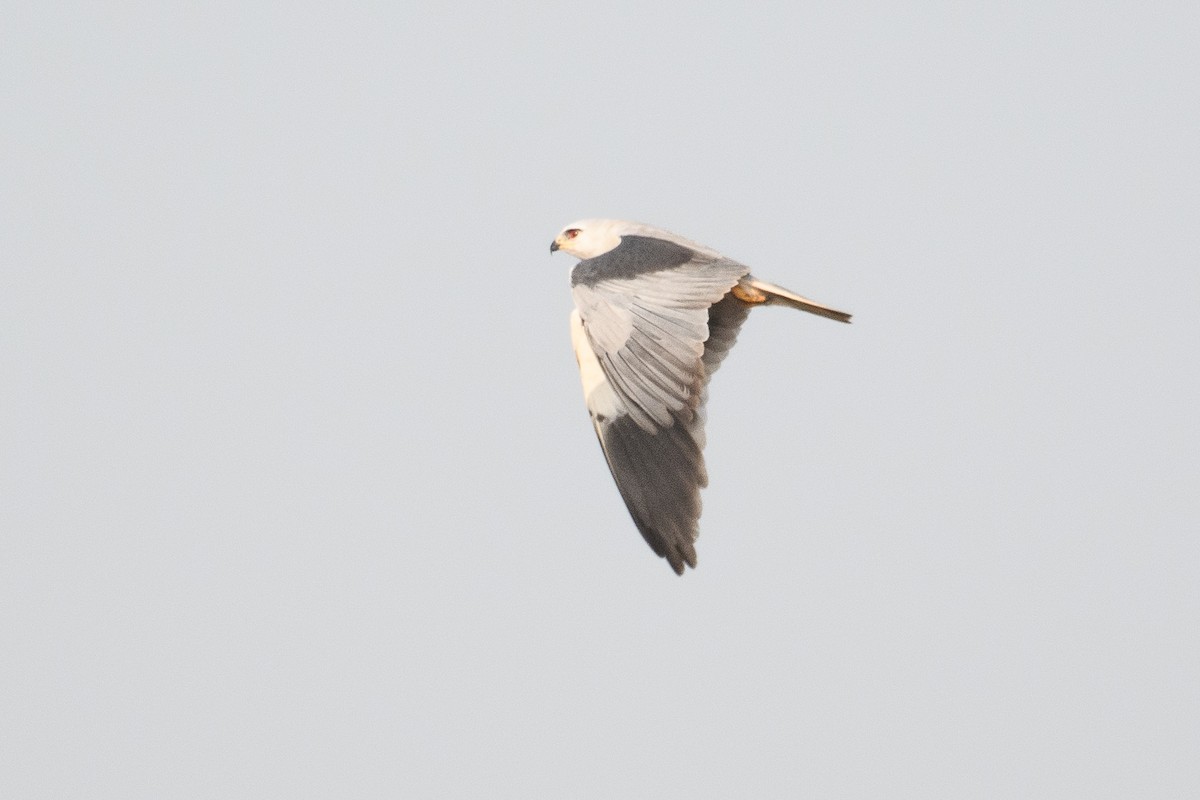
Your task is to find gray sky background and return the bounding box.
[4,3,1198,797]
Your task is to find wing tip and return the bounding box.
[665,547,697,576]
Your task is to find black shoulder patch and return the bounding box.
[570,235,696,287]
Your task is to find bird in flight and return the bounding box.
[552,219,851,575]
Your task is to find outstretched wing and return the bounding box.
[570,238,749,573]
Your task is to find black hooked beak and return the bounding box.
[549,240,560,253]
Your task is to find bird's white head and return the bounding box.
[550,219,631,259]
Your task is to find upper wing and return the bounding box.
[572,259,750,432]
[570,251,749,573]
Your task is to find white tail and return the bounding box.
[738,277,852,323]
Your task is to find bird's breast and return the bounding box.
[569,310,621,420]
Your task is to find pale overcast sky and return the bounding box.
[4,3,1198,797]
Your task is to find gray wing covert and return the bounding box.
[572,260,749,432]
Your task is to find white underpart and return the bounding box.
[569,309,621,420]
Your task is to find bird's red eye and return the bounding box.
[565,229,580,239]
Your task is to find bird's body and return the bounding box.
[552,219,850,574]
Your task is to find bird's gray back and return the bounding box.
[570,235,697,287]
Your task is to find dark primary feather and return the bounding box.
[593,412,707,575]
